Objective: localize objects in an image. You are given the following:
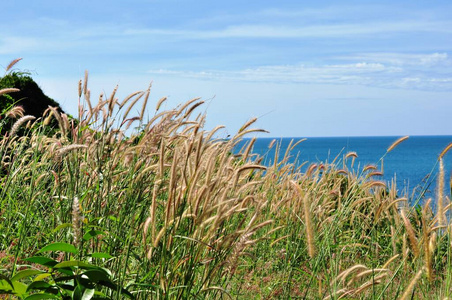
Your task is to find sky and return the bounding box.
[1,0,452,137]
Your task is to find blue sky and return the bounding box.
[1,0,452,137]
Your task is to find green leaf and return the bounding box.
[34,273,52,282]
[11,269,44,282]
[12,281,28,297]
[54,261,97,270]
[82,288,95,300]
[52,223,72,233]
[73,284,84,300]
[57,283,75,291]
[25,257,58,268]
[90,252,113,259]
[24,293,60,299]
[83,230,106,241]
[54,275,77,283]
[82,270,110,283]
[27,281,52,291]
[38,243,78,254]
[0,274,14,291]
[97,281,134,299]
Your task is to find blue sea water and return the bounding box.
[236,136,452,202]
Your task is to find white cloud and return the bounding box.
[0,36,40,55]
[338,52,450,67]
[123,20,452,39]
[148,57,452,91]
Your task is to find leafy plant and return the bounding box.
[0,243,133,299]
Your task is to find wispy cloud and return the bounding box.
[0,36,40,55]
[338,52,451,67]
[148,53,452,91]
[124,20,452,39]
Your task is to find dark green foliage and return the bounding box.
[0,72,65,133]
[0,243,133,299]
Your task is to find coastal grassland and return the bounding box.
[1,71,452,299]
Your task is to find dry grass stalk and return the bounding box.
[438,159,445,226]
[420,198,433,282]
[6,106,24,119]
[47,106,66,136]
[345,151,358,168]
[351,274,386,296]
[439,142,452,159]
[400,268,424,300]
[72,197,82,247]
[139,83,152,121]
[390,226,397,255]
[324,288,348,300]
[238,117,257,133]
[401,209,419,257]
[83,70,89,96]
[155,96,167,111]
[9,115,36,137]
[78,79,82,98]
[57,144,88,157]
[6,58,22,72]
[183,101,204,120]
[382,254,399,269]
[427,232,436,282]
[387,136,409,153]
[334,264,368,285]
[291,181,316,258]
[122,92,145,121]
[0,88,20,96]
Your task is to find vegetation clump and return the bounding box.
[0,58,64,134]
[0,59,451,299]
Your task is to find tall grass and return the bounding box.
[0,65,452,299]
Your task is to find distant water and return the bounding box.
[235,136,452,203]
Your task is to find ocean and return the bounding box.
[235,136,452,202]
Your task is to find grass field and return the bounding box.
[1,69,452,299]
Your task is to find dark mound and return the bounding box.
[0,72,64,118]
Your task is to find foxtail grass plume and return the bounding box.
[437,159,445,226]
[400,268,424,300]
[72,197,82,247]
[6,58,22,72]
[291,181,316,258]
[0,88,20,97]
[56,144,88,157]
[400,209,419,257]
[6,106,24,119]
[9,115,35,137]
[439,142,452,160]
[387,136,409,153]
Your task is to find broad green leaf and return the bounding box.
[54,261,97,270]
[83,230,105,241]
[25,257,57,267]
[82,270,110,283]
[73,284,84,300]
[97,280,134,299]
[82,288,95,300]
[0,274,14,290]
[52,223,72,233]
[34,273,52,282]
[90,252,113,259]
[11,269,43,281]
[38,243,78,254]
[12,281,28,297]
[54,275,77,283]
[24,293,60,299]
[27,281,52,291]
[57,283,75,291]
